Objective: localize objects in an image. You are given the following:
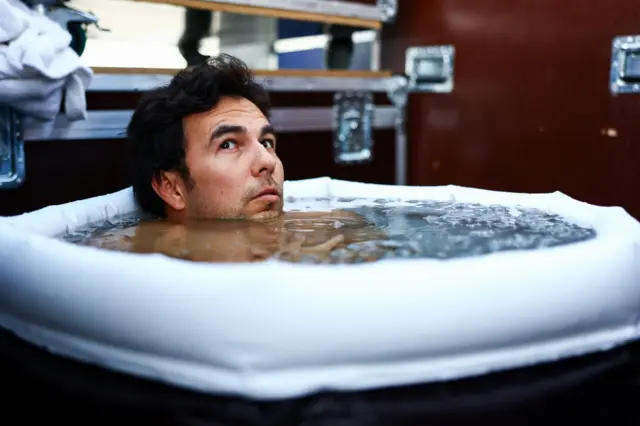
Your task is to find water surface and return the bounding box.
[61,197,597,264]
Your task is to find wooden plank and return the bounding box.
[91,67,392,78]
[134,0,382,29]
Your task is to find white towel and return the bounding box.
[0,0,92,122]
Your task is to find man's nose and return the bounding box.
[250,140,277,177]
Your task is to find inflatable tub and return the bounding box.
[1,177,640,403]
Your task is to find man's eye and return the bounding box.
[261,139,275,149]
[220,140,238,150]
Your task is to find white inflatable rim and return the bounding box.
[0,177,639,400]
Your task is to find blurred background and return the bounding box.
[69,0,377,70]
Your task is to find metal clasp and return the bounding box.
[333,91,374,164]
[0,107,26,189]
[406,45,455,93]
[610,35,640,94]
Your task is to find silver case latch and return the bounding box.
[610,35,640,94]
[406,45,455,93]
[333,91,374,164]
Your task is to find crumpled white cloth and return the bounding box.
[0,0,92,122]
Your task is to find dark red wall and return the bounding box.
[381,0,640,218]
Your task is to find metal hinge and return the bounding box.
[333,91,374,164]
[0,107,26,190]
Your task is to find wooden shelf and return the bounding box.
[88,67,393,92]
[134,0,384,29]
[91,67,391,78]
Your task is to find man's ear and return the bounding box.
[151,171,187,212]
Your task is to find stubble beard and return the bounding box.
[186,176,285,221]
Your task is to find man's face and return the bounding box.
[155,96,285,221]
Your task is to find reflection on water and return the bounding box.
[60,197,597,264]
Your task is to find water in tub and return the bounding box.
[60,196,597,264]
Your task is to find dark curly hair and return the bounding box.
[126,54,271,217]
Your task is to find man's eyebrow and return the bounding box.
[209,124,275,146]
[260,124,276,138]
[210,124,246,142]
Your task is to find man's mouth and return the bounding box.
[253,187,281,201]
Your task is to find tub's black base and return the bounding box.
[1,329,639,425]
